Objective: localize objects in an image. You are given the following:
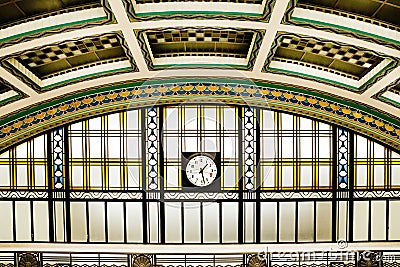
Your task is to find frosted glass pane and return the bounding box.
[223,166,236,188]
[319,166,331,187]
[54,201,65,242]
[108,137,121,158]
[262,137,275,159]
[34,165,46,187]
[107,113,120,130]
[300,166,313,187]
[127,166,140,188]
[126,202,143,242]
[374,143,385,158]
[244,202,255,243]
[260,202,277,242]
[127,137,141,158]
[165,203,182,243]
[389,201,400,240]
[71,136,83,158]
[72,166,84,188]
[353,201,369,241]
[204,108,217,130]
[223,108,236,130]
[148,202,159,243]
[89,117,101,130]
[222,202,238,243]
[15,201,31,241]
[33,202,49,241]
[262,166,275,188]
[165,137,179,158]
[127,110,140,130]
[300,117,312,130]
[281,114,293,130]
[89,137,102,158]
[89,202,105,242]
[0,202,13,240]
[16,165,28,187]
[90,166,102,188]
[262,110,275,130]
[33,135,46,158]
[184,108,197,130]
[319,137,331,158]
[183,137,197,152]
[300,137,312,158]
[392,165,400,186]
[374,165,385,187]
[337,201,348,241]
[203,203,219,243]
[223,137,237,159]
[109,166,121,188]
[281,137,294,158]
[15,143,27,158]
[107,202,124,242]
[184,202,201,243]
[203,136,217,152]
[356,136,368,158]
[316,202,332,242]
[371,201,386,241]
[279,202,295,242]
[70,121,82,131]
[282,166,293,187]
[166,166,179,188]
[165,108,178,130]
[70,202,87,242]
[0,166,10,186]
[298,202,314,242]
[356,165,367,187]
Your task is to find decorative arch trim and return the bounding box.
[0,79,399,153]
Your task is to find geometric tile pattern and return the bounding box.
[146,29,254,58]
[280,37,381,69]
[14,34,128,79]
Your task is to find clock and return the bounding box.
[185,155,218,187]
[182,152,220,189]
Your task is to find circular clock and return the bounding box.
[185,155,218,187]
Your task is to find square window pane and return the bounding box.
[282,166,294,188]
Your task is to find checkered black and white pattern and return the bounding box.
[280,37,381,69]
[147,29,254,44]
[17,35,121,68]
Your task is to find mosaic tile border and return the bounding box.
[0,80,398,153]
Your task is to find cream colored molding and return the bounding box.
[362,66,400,98]
[107,0,149,73]
[0,66,38,97]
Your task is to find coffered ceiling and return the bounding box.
[0,0,398,149]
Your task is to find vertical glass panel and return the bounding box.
[300,137,313,158]
[374,165,385,187]
[71,136,83,158]
[89,137,102,158]
[337,201,348,241]
[356,165,368,187]
[127,110,140,130]
[300,117,312,130]
[15,143,27,158]
[319,166,330,187]
[316,202,332,242]
[222,202,238,243]
[71,166,84,188]
[70,202,87,242]
[107,202,124,243]
[279,202,295,242]
[244,202,255,243]
[262,110,275,130]
[281,114,293,130]
[223,108,236,130]
[0,201,13,240]
[108,137,121,158]
[298,202,314,242]
[374,143,385,158]
[33,202,49,241]
[223,137,236,159]
[319,137,331,158]
[89,117,101,130]
[183,137,197,152]
[33,135,45,158]
[148,202,159,243]
[356,136,368,158]
[262,137,275,159]
[34,165,46,187]
[204,108,217,130]
[282,166,294,188]
[371,201,386,241]
[389,200,400,240]
[70,121,82,130]
[262,166,275,188]
[165,137,179,158]
[127,137,141,158]
[223,166,236,188]
[166,166,179,188]
[0,166,10,186]
[300,166,313,187]
[109,166,121,188]
[126,202,143,242]
[108,113,120,130]
[127,166,140,188]
[15,201,31,241]
[203,202,219,243]
[184,108,197,130]
[392,165,400,186]
[184,202,201,243]
[203,136,217,152]
[89,202,105,242]
[261,202,277,242]
[16,166,28,187]
[89,166,102,188]
[353,201,369,241]
[165,203,182,243]
[54,201,65,242]
[165,108,178,130]
[281,137,294,158]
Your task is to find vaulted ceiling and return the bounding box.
[0,0,399,151]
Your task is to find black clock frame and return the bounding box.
[181,152,221,191]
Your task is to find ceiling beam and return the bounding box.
[0,66,38,97]
[362,66,400,98]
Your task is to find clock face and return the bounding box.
[185,155,218,187]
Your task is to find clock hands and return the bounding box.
[199,164,209,184]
